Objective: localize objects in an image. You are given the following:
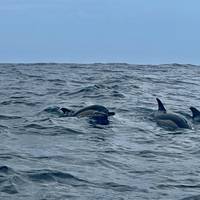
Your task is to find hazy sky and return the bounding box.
[0,0,199,64]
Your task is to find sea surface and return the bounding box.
[0,63,200,200]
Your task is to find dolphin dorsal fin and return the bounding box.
[190,107,200,118]
[156,98,166,112]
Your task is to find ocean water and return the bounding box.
[0,63,200,200]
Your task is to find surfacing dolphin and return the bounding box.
[60,105,115,125]
[154,98,191,130]
[190,106,200,122]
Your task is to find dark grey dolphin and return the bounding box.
[154,98,191,129]
[60,105,115,125]
[190,107,200,122]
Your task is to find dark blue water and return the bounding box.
[0,63,200,200]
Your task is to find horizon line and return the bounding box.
[0,62,199,66]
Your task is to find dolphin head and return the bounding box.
[108,111,115,116]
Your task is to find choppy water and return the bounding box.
[0,63,200,200]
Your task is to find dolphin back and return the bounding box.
[74,105,111,117]
[155,113,191,129]
[73,105,115,125]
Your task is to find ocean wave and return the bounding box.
[1,63,200,199]
[0,115,22,120]
[24,169,90,185]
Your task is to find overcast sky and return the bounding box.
[0,0,199,64]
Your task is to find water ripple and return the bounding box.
[1,63,200,199]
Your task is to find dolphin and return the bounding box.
[154,98,191,129]
[60,105,115,125]
[190,106,200,122]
